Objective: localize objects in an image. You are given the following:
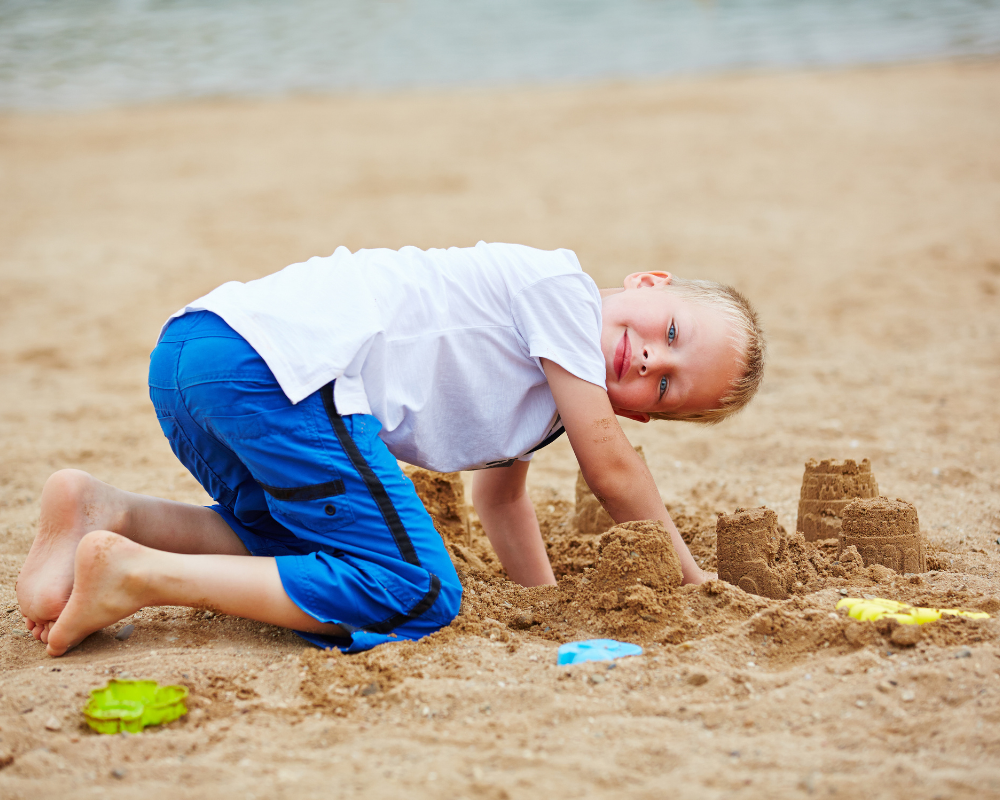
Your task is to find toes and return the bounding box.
[24,616,35,632]
[46,622,75,658]
[40,621,54,644]
[46,639,67,658]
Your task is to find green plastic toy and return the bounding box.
[83,679,189,734]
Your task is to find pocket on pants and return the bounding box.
[261,477,357,534]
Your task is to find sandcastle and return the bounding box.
[796,458,879,541]
[575,445,645,534]
[839,497,926,574]
[716,507,791,600]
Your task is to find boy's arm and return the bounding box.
[541,358,713,585]
[472,459,556,587]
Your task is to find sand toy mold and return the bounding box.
[83,679,189,734]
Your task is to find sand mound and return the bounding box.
[592,520,683,595]
[405,466,502,576]
[581,521,683,630]
[403,467,469,547]
[554,521,697,641]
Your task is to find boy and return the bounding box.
[16,242,764,657]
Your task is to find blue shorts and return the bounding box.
[148,311,462,652]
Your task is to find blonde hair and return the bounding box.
[647,277,766,425]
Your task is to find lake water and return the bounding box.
[1,0,999,110]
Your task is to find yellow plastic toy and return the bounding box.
[83,679,189,734]
[836,596,991,625]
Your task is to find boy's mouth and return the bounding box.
[614,330,631,380]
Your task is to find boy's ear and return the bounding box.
[622,271,673,290]
[613,407,651,423]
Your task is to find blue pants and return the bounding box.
[148,311,462,652]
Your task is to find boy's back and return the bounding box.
[165,242,607,471]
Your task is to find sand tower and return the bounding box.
[839,497,925,574]
[716,507,790,600]
[575,445,646,535]
[796,458,879,541]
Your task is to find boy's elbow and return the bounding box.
[580,451,645,499]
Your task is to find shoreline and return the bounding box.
[2,55,998,117]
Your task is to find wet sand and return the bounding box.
[1,61,999,798]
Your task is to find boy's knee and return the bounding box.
[432,574,463,626]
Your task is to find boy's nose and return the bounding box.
[639,345,666,374]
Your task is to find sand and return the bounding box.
[1,60,1000,798]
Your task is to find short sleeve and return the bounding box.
[511,272,606,389]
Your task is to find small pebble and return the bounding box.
[203,611,215,619]
[955,648,973,659]
[44,716,61,731]
[509,612,535,630]
[890,624,922,647]
[588,674,606,685]
[839,589,848,596]
[111,768,127,779]
[360,682,380,697]
[901,690,916,702]
[114,624,134,641]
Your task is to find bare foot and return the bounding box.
[16,470,129,638]
[46,530,150,657]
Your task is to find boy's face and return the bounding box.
[600,272,743,422]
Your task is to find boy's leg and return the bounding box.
[29,311,460,655]
[16,468,250,642]
[45,529,345,658]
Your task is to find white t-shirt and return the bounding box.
[162,242,606,472]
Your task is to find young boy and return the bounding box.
[16,242,764,657]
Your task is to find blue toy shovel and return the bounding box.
[557,638,643,665]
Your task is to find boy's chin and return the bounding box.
[612,407,651,424]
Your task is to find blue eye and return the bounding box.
[668,322,676,343]
[659,376,668,399]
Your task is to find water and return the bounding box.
[1,0,999,110]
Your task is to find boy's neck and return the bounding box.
[599,288,623,299]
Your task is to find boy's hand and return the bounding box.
[472,460,556,587]
[542,358,706,585]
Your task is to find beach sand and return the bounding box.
[1,61,999,798]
